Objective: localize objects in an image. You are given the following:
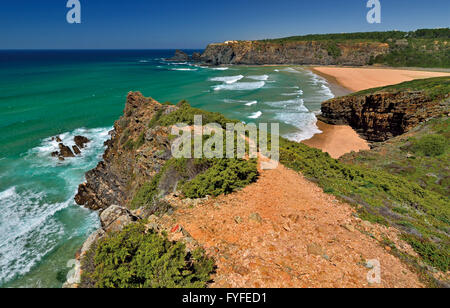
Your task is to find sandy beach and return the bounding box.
[303,121,370,159]
[311,66,450,92]
[303,66,450,158]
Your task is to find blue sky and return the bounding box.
[0,0,449,49]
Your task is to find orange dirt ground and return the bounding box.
[161,161,423,288]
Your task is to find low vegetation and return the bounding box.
[80,223,214,288]
[352,76,450,100]
[182,158,258,199]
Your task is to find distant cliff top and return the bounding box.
[202,28,450,68]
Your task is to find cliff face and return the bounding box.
[200,40,389,66]
[320,91,449,142]
[75,92,174,210]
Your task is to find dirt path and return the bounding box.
[163,162,423,288]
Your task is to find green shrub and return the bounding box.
[412,134,447,157]
[404,235,449,272]
[148,108,164,128]
[130,173,163,210]
[182,159,258,198]
[81,223,214,288]
[157,101,236,128]
[326,42,342,59]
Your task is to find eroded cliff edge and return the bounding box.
[319,77,450,142]
[200,40,389,66]
[75,92,174,211]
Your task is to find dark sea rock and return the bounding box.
[72,145,81,155]
[167,49,189,62]
[191,52,202,62]
[58,143,75,158]
[74,136,90,148]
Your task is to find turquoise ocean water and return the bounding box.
[0,50,334,287]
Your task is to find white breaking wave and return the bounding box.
[27,127,111,168]
[209,75,244,84]
[277,112,322,142]
[264,98,309,113]
[281,67,301,74]
[210,67,229,71]
[281,89,304,96]
[223,99,258,106]
[248,111,262,119]
[170,68,197,71]
[305,70,335,101]
[0,126,109,285]
[214,81,265,91]
[247,74,269,81]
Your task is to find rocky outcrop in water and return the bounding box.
[74,136,90,148]
[167,49,189,62]
[199,40,389,66]
[319,91,449,142]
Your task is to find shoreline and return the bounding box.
[303,65,450,158]
[303,67,370,159]
[311,66,450,92]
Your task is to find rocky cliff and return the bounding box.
[319,90,449,142]
[200,40,389,66]
[75,92,174,210]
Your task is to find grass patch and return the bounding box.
[351,76,450,100]
[411,134,447,157]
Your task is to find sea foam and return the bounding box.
[210,75,244,84]
[248,111,263,119]
[247,74,269,81]
[214,81,265,91]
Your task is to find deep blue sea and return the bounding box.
[0,50,334,287]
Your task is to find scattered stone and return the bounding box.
[288,214,299,223]
[342,224,356,232]
[232,265,250,276]
[307,243,324,256]
[234,216,242,224]
[362,221,373,228]
[100,205,137,232]
[74,135,90,149]
[51,151,59,157]
[249,213,263,223]
[282,224,291,232]
[364,262,374,269]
